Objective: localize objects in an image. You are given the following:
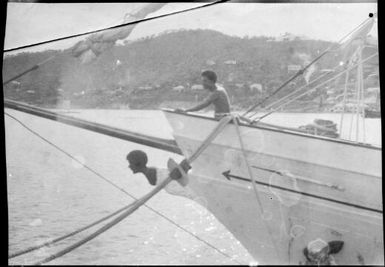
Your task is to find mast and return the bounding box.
[339,35,373,143]
[355,47,361,141]
[338,68,350,135]
[352,44,366,143]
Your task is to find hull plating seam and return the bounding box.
[227,173,382,214]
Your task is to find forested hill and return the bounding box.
[3,29,343,109]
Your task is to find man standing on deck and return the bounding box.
[175,70,231,119]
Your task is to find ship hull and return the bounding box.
[163,110,383,265]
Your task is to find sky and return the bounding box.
[3,2,378,55]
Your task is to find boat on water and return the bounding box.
[4,3,381,265]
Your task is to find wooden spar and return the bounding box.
[4,99,183,155]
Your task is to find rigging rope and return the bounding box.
[32,176,174,265]
[359,46,366,142]
[339,67,351,136]
[249,52,378,124]
[348,99,355,140]
[3,55,57,85]
[357,45,367,142]
[247,68,336,122]
[241,15,375,118]
[232,117,265,212]
[5,112,243,265]
[9,202,135,259]
[355,51,361,141]
[188,115,233,162]
[232,115,282,261]
[4,0,228,53]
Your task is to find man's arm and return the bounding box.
[185,92,217,112]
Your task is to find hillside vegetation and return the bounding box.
[3,29,355,110]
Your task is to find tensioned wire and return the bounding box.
[4,1,229,53]
[241,14,376,118]
[249,52,378,123]
[5,111,244,265]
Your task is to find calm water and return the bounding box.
[6,109,253,265]
[6,109,381,265]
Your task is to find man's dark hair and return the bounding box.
[127,150,148,167]
[201,70,217,83]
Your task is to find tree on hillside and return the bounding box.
[3,29,339,109]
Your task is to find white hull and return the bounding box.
[163,110,383,265]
